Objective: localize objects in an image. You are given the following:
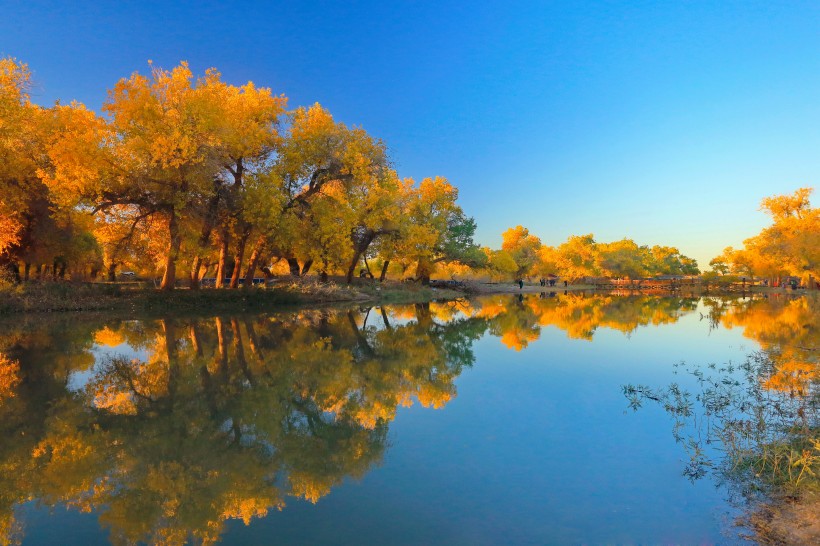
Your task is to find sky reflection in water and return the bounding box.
[0,293,815,545]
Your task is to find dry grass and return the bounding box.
[745,492,820,545]
[0,277,461,314]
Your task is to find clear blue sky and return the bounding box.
[4,0,820,267]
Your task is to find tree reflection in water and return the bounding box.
[0,303,488,545]
[0,293,814,544]
[625,295,820,545]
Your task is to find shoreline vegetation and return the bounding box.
[1,277,813,315]
[0,279,463,315]
[625,352,820,545]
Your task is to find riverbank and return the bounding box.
[3,279,815,315]
[0,280,464,315]
[463,280,820,298]
[462,281,595,294]
[748,491,820,545]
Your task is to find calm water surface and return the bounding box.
[0,293,816,545]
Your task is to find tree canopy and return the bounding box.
[0,58,480,288]
[708,188,819,287]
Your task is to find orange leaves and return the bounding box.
[488,228,700,281]
[501,226,543,278]
[0,57,33,151]
[2,56,477,288]
[39,102,110,206]
[278,103,387,196]
[0,201,22,255]
[288,473,332,504]
[761,187,813,221]
[715,297,820,395]
[195,72,287,159]
[0,58,41,258]
[287,103,338,144]
[0,353,21,402]
[100,59,286,187]
[0,57,31,106]
[500,329,540,352]
[221,496,273,525]
[717,187,819,282]
[762,360,819,396]
[502,225,541,253]
[104,62,204,170]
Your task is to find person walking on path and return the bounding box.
[518,279,524,290]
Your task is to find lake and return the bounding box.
[1,292,816,545]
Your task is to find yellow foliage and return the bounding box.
[0,202,22,255]
[0,353,20,402]
[0,511,22,546]
[93,387,137,415]
[288,473,331,504]
[93,327,126,347]
[717,188,819,282]
[762,360,819,395]
[221,496,272,525]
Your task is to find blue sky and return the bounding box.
[4,1,820,267]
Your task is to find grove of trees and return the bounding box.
[474,226,700,281]
[0,58,484,289]
[10,56,818,290]
[709,187,819,288]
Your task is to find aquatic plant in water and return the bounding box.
[624,351,820,543]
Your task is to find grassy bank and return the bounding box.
[5,279,811,315]
[0,280,463,315]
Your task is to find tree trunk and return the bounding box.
[191,184,222,289]
[347,310,375,356]
[231,318,254,385]
[189,324,203,357]
[162,319,179,401]
[379,260,390,282]
[107,263,117,282]
[24,263,30,281]
[243,239,265,288]
[346,237,374,284]
[415,259,432,285]
[229,230,250,288]
[190,256,202,289]
[380,307,392,330]
[346,257,360,284]
[287,257,301,277]
[160,209,181,290]
[244,318,263,359]
[301,259,313,276]
[215,317,229,380]
[215,231,230,288]
[415,303,433,329]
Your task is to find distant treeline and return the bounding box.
[473,227,700,281]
